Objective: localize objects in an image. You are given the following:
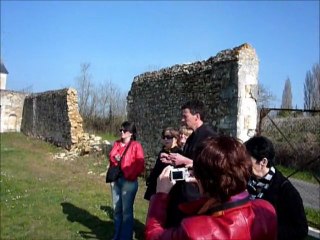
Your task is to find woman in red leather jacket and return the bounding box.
[145,136,277,240]
[108,121,144,240]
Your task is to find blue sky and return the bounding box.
[1,1,319,108]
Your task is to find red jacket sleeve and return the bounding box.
[145,193,188,240]
[122,141,145,181]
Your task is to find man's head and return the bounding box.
[244,136,275,178]
[181,100,206,130]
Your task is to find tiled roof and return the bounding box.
[0,61,9,74]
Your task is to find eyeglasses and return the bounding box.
[162,135,174,140]
[119,129,129,133]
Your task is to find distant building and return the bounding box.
[0,60,29,132]
[0,60,8,90]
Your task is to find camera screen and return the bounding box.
[172,171,183,180]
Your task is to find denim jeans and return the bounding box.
[111,176,138,240]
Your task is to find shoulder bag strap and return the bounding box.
[119,140,132,163]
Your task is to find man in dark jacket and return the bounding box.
[245,136,308,240]
[161,100,218,227]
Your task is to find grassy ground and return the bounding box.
[276,165,319,185]
[0,133,148,240]
[1,133,319,239]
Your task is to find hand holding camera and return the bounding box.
[156,166,197,194]
[170,167,190,181]
[156,166,175,194]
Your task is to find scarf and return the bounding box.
[248,166,275,199]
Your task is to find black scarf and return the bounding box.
[248,166,275,199]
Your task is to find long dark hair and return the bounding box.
[121,121,137,140]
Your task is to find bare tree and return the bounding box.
[75,63,127,133]
[278,77,293,117]
[281,77,293,109]
[304,63,320,111]
[98,80,127,133]
[75,63,93,118]
[313,63,320,110]
[257,83,276,108]
[304,70,313,110]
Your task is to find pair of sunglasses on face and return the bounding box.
[162,135,174,140]
[119,129,129,133]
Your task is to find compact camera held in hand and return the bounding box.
[170,167,190,181]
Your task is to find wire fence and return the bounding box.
[257,108,320,183]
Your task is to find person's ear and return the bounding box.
[261,158,268,167]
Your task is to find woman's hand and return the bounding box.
[160,152,173,164]
[156,165,175,194]
[167,153,193,167]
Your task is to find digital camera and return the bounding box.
[170,167,190,181]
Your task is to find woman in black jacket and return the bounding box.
[144,127,182,201]
[245,136,308,240]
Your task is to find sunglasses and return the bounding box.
[119,129,129,133]
[162,135,174,140]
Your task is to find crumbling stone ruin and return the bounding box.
[21,88,83,149]
[127,43,258,173]
[11,43,259,168]
[20,88,110,159]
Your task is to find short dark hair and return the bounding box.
[244,136,275,167]
[193,136,252,203]
[121,121,137,140]
[181,100,206,121]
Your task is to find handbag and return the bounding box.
[105,165,122,183]
[105,141,132,183]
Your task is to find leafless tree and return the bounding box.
[281,77,293,109]
[278,77,293,117]
[75,63,127,133]
[96,80,127,132]
[75,63,93,118]
[304,63,320,110]
[314,63,320,110]
[257,83,276,109]
[304,70,313,110]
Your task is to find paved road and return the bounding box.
[290,178,319,210]
[289,179,320,239]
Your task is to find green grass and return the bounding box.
[305,207,320,229]
[1,133,319,240]
[98,133,118,142]
[276,165,319,184]
[0,133,148,240]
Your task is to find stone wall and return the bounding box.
[127,43,258,172]
[0,90,28,132]
[21,88,84,150]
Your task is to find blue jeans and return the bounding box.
[111,176,138,240]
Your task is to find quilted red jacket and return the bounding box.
[109,140,144,181]
[145,192,277,240]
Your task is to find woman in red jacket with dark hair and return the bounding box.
[108,121,144,240]
[145,136,277,240]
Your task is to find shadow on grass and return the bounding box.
[100,205,145,240]
[61,202,113,239]
[61,202,145,240]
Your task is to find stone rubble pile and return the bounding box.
[52,133,112,161]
